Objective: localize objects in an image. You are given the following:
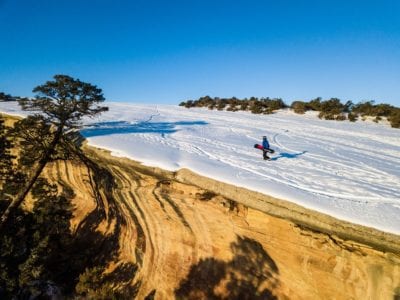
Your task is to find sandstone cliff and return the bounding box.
[38,141,400,299]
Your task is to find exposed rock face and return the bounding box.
[42,144,400,299]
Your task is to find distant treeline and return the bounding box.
[180,96,287,114]
[179,96,400,128]
[0,92,19,102]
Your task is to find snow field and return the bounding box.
[1,101,399,234]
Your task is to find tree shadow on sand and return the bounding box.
[175,236,280,300]
[0,149,141,299]
[80,120,208,138]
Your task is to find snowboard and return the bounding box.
[254,144,275,153]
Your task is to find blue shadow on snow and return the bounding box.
[270,151,307,161]
[80,120,208,138]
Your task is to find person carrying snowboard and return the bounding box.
[262,136,274,160]
[253,136,275,160]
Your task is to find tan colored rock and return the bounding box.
[76,145,400,299]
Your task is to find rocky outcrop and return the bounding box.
[175,168,400,254]
[43,144,397,300]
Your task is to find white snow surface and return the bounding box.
[1,101,400,234]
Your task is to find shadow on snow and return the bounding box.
[80,120,208,138]
[270,151,307,161]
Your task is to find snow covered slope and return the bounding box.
[1,101,400,234]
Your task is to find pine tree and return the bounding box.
[0,75,108,229]
[0,117,14,180]
[0,117,17,214]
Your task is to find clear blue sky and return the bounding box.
[1,0,399,106]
